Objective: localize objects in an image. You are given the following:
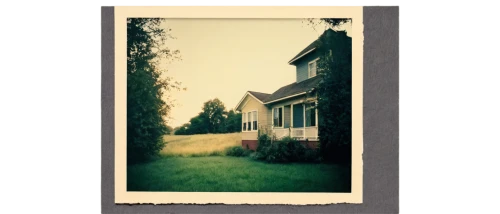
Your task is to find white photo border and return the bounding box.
[114,4,364,205]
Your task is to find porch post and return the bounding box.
[271,107,274,127]
[315,100,319,139]
[303,103,306,140]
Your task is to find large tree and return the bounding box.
[127,18,181,164]
[188,113,210,134]
[224,110,242,133]
[201,98,226,133]
[314,19,352,163]
[173,100,242,135]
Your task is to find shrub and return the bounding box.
[283,137,306,162]
[263,141,290,163]
[249,152,260,160]
[303,149,320,162]
[254,134,319,163]
[256,134,272,153]
[225,146,251,157]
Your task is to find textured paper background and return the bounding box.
[100,0,399,213]
[114,6,363,205]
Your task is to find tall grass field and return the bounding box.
[161,133,241,157]
[128,133,351,192]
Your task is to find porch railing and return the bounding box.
[271,126,318,141]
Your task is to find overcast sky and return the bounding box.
[159,19,351,127]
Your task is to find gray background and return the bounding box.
[0,0,496,214]
[101,3,399,213]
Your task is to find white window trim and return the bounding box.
[247,111,252,131]
[308,57,320,78]
[242,110,258,132]
[272,106,284,128]
[241,112,246,132]
[251,110,258,132]
[305,102,317,127]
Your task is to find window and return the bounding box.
[305,103,316,127]
[242,111,258,132]
[273,107,283,127]
[308,58,319,78]
[247,112,252,131]
[252,111,258,131]
[242,112,246,131]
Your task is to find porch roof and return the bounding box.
[263,75,321,104]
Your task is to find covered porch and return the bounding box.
[269,101,318,141]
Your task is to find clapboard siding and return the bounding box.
[295,51,320,82]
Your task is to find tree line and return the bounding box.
[174,98,242,135]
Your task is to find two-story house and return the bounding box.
[235,29,345,150]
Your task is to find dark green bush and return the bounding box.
[303,149,320,162]
[225,146,251,157]
[249,151,261,160]
[264,141,290,163]
[256,134,272,153]
[284,137,306,162]
[255,134,319,163]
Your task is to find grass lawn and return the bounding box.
[128,133,351,192]
[127,156,351,192]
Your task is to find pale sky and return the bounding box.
[158,19,351,127]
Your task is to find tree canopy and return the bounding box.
[174,99,242,135]
[201,98,226,133]
[127,18,181,164]
[314,21,352,163]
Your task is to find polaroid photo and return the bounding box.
[102,6,398,213]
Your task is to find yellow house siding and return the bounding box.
[240,95,270,140]
[242,131,258,140]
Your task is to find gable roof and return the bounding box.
[288,40,318,65]
[248,91,271,102]
[234,91,271,111]
[288,29,337,65]
[263,75,322,104]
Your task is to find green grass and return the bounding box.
[127,156,351,192]
[128,133,351,192]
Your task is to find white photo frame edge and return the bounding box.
[114,5,364,205]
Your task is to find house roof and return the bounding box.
[248,91,271,102]
[287,40,319,65]
[263,75,322,104]
[288,29,337,65]
[234,91,271,111]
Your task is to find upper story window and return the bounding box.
[308,58,319,78]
